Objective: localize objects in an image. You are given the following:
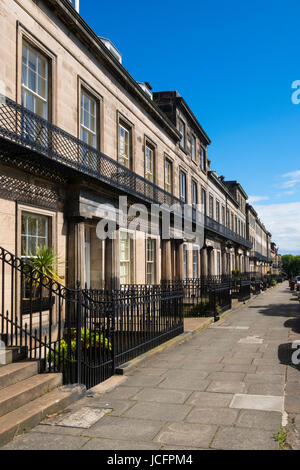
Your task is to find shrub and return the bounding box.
[188,301,210,317]
[232,269,241,280]
[48,329,112,363]
[271,280,277,287]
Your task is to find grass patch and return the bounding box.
[273,427,288,450]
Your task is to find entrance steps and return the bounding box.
[0,350,84,447]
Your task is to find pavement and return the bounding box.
[2,282,300,451]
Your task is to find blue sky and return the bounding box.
[80,0,300,254]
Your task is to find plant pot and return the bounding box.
[21,296,55,314]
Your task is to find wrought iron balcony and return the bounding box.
[0,95,252,249]
[204,214,252,249]
[250,251,272,263]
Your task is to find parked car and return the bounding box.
[295,276,300,291]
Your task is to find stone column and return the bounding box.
[67,218,85,289]
[201,248,208,277]
[161,240,172,281]
[175,240,184,281]
[222,251,227,275]
[208,248,214,276]
[235,252,240,271]
[105,230,120,289]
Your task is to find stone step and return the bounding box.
[0,346,28,365]
[0,384,85,448]
[0,361,39,390]
[0,373,62,418]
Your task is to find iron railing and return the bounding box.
[251,251,272,263]
[204,214,252,248]
[0,95,252,248]
[0,246,183,389]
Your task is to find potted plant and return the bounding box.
[22,246,63,314]
[47,329,112,380]
[232,269,241,280]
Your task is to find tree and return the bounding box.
[282,255,300,278]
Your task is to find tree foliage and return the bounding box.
[281,255,300,278]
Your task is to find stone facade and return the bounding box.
[0,0,276,299]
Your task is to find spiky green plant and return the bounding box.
[27,245,63,287]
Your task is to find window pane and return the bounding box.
[119,125,130,167]
[180,120,185,148]
[21,213,49,258]
[80,90,98,151]
[180,172,186,202]
[120,234,131,284]
[145,146,153,181]
[22,41,48,119]
[21,236,26,258]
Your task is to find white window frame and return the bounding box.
[120,232,132,285]
[193,248,198,278]
[21,212,49,259]
[164,158,172,193]
[201,188,207,215]
[146,237,156,285]
[183,244,188,280]
[180,170,187,203]
[21,40,49,119]
[179,119,186,149]
[216,201,220,223]
[145,145,154,182]
[80,89,98,150]
[209,195,214,219]
[191,135,196,160]
[119,123,130,168]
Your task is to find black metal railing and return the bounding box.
[0,246,183,389]
[204,214,252,248]
[83,284,184,369]
[251,251,272,263]
[163,276,236,321]
[0,95,252,249]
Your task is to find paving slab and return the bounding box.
[238,336,264,344]
[222,356,254,365]
[131,387,192,404]
[123,402,192,422]
[67,397,135,417]
[154,422,217,448]
[206,371,245,382]
[82,416,164,441]
[128,368,168,377]
[159,377,210,391]
[185,407,239,426]
[222,364,257,373]
[236,409,282,431]
[246,383,284,396]
[2,432,90,450]
[285,395,300,413]
[186,391,234,408]
[176,360,224,372]
[42,406,111,429]
[100,385,142,400]
[207,381,247,394]
[244,373,285,384]
[230,394,284,412]
[211,426,279,450]
[81,438,162,450]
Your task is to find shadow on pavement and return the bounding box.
[248,286,300,374]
